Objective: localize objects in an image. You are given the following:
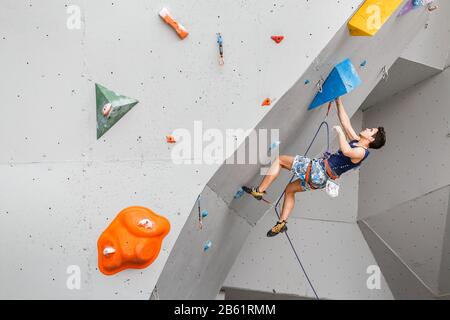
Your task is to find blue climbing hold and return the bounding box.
[360,60,367,67]
[304,79,310,85]
[204,240,212,251]
[217,33,223,45]
[413,0,422,6]
[201,210,208,218]
[308,58,362,110]
[269,141,280,151]
[234,188,245,199]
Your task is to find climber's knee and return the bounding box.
[279,155,295,170]
[285,181,302,195]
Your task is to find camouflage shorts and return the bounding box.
[291,155,329,191]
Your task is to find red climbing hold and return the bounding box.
[271,36,284,44]
[261,98,272,106]
[97,206,170,276]
[166,135,176,143]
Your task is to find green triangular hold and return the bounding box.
[95,83,139,139]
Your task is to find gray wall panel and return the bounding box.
[359,68,450,220]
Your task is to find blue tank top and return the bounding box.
[327,140,369,176]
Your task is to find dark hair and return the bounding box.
[369,127,386,149]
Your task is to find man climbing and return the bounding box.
[243,97,386,237]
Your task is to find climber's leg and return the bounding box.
[243,155,294,201]
[259,155,294,192]
[267,180,303,237]
[280,180,304,221]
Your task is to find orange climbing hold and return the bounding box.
[159,8,189,40]
[97,206,170,276]
[271,36,284,44]
[166,135,176,143]
[261,98,272,106]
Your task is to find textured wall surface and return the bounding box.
[0,0,363,299]
[363,186,450,295]
[155,1,433,299]
[359,67,450,220]
[358,64,450,299]
[0,0,445,300]
[400,0,450,70]
[361,0,450,109]
[224,213,394,299]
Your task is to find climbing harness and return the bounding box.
[217,33,224,65]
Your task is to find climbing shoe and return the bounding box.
[267,220,287,237]
[242,186,266,201]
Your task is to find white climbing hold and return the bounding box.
[103,246,116,256]
[138,218,154,229]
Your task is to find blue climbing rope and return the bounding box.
[272,120,330,300]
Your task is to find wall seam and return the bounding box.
[360,220,450,298]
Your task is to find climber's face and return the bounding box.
[360,128,378,142]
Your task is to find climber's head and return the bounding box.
[360,127,386,149]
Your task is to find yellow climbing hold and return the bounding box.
[348,0,403,36]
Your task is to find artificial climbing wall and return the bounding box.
[0,0,364,299]
[359,65,450,299]
[362,0,450,109]
[221,2,450,300]
[222,110,395,300]
[155,1,433,299]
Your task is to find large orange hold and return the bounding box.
[97,206,170,276]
